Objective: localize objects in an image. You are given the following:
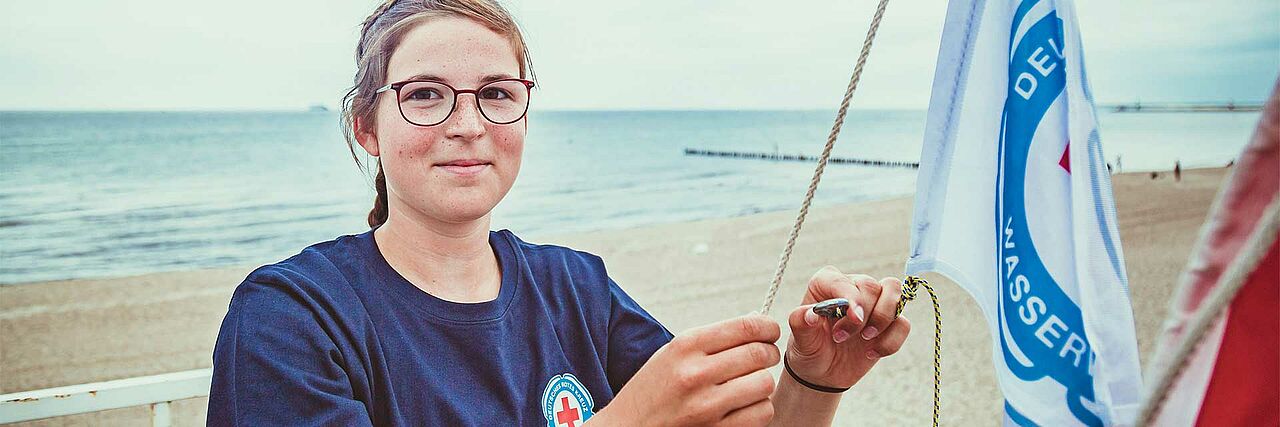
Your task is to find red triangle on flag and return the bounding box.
[1059,142,1071,173]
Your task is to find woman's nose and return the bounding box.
[444,94,485,140]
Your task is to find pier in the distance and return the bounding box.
[683,148,920,169]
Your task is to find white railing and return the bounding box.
[0,369,211,425]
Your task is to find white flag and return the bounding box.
[905,0,1143,425]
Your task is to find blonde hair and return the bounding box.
[341,0,535,227]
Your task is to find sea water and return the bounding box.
[0,109,1261,284]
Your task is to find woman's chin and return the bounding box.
[440,207,495,224]
[423,195,502,224]
[396,184,513,226]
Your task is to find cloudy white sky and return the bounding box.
[1,0,1277,111]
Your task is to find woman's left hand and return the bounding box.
[784,266,912,389]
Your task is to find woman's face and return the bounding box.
[364,17,525,226]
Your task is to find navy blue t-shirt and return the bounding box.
[208,229,673,426]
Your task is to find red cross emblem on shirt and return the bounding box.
[555,396,580,427]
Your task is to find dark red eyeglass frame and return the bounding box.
[374,78,536,126]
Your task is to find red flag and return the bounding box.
[1139,78,1280,426]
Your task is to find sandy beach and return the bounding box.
[1,167,1227,426]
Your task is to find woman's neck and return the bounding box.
[374,207,501,304]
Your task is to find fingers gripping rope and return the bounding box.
[900,276,942,427]
[758,0,891,317]
[744,0,942,424]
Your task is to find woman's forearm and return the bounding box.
[768,372,842,426]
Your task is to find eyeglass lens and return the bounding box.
[395,80,530,126]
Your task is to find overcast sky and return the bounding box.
[2,0,1276,111]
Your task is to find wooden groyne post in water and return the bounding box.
[1105,102,1264,113]
[683,148,920,169]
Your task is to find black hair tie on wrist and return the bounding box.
[783,355,850,393]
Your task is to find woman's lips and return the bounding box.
[436,161,491,177]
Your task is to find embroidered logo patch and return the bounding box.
[541,373,594,427]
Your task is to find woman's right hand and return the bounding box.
[590,315,781,426]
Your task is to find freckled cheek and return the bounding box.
[374,108,436,160]
[493,128,525,160]
[387,131,439,161]
[495,136,524,179]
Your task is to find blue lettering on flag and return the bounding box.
[994,4,1102,426]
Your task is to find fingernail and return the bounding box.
[861,326,879,340]
[866,350,881,360]
[853,305,865,322]
[804,308,820,326]
[833,330,850,343]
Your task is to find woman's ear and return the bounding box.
[354,116,380,157]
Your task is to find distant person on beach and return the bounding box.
[206,1,911,426]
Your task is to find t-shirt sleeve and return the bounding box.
[604,278,674,393]
[207,276,373,427]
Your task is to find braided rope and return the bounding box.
[746,1,943,425]
[759,0,892,316]
[1134,195,1280,425]
[899,276,942,427]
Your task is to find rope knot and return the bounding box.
[897,275,925,317]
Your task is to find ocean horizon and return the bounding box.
[0,109,1262,284]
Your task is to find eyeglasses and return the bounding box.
[374,78,535,127]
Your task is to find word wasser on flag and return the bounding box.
[904,0,1142,425]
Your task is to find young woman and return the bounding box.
[207,1,911,425]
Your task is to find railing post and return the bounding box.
[151,401,172,427]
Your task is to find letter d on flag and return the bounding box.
[905,0,1143,425]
